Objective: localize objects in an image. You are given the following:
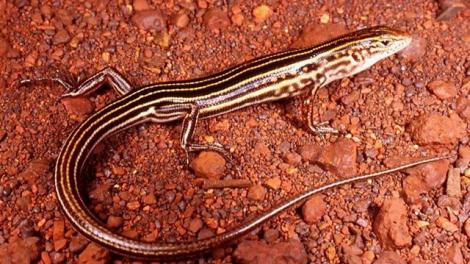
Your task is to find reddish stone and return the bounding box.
[291,23,348,49]
[132,10,166,31]
[374,251,406,264]
[316,138,357,177]
[0,237,41,264]
[133,0,150,11]
[247,184,266,201]
[302,194,326,224]
[234,240,307,264]
[106,215,123,229]
[203,8,230,31]
[284,152,302,166]
[446,243,464,264]
[78,243,110,264]
[299,144,321,162]
[427,80,457,100]
[188,218,203,233]
[399,36,426,61]
[61,96,94,117]
[408,113,466,146]
[190,151,226,179]
[373,197,412,249]
[403,159,449,204]
[53,29,70,45]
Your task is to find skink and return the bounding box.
[26,26,445,260]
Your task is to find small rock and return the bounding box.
[247,184,266,201]
[19,159,51,185]
[299,144,321,162]
[0,237,41,264]
[436,217,459,232]
[188,218,203,233]
[437,0,466,21]
[291,23,347,49]
[69,236,89,253]
[446,243,464,264]
[373,197,411,249]
[143,193,157,205]
[253,142,272,159]
[61,97,94,118]
[173,12,190,28]
[265,176,281,190]
[53,29,70,45]
[133,0,150,11]
[78,243,110,264]
[427,80,457,100]
[403,159,449,204]
[302,194,326,224]
[316,138,357,177]
[0,37,10,57]
[408,113,466,146]
[50,252,65,263]
[399,36,426,61]
[446,168,461,198]
[190,151,226,179]
[464,219,470,238]
[203,8,230,31]
[284,152,302,166]
[132,10,166,31]
[252,4,273,23]
[374,251,406,264]
[126,201,140,210]
[106,215,123,229]
[234,240,307,264]
[52,220,65,241]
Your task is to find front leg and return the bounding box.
[180,105,233,166]
[305,86,339,135]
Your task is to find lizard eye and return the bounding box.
[381,40,391,46]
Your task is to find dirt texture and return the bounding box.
[0,0,469,263]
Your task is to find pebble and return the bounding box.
[188,218,203,233]
[203,8,230,31]
[78,243,110,264]
[399,36,426,61]
[316,138,357,177]
[234,240,307,264]
[190,151,226,180]
[0,237,41,264]
[247,184,266,201]
[427,80,457,100]
[464,219,470,238]
[408,113,466,145]
[106,215,123,229]
[143,193,157,205]
[132,10,166,31]
[299,144,321,162]
[446,168,461,198]
[253,142,272,159]
[126,201,141,210]
[284,152,302,166]
[0,37,10,57]
[402,159,449,204]
[373,197,411,249]
[374,251,406,264]
[436,216,459,232]
[265,176,281,190]
[173,12,190,28]
[61,97,94,118]
[437,0,466,20]
[19,159,50,185]
[291,23,347,49]
[133,0,150,11]
[302,194,326,224]
[446,243,464,264]
[252,4,273,23]
[69,235,88,253]
[53,29,70,45]
[50,252,65,263]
